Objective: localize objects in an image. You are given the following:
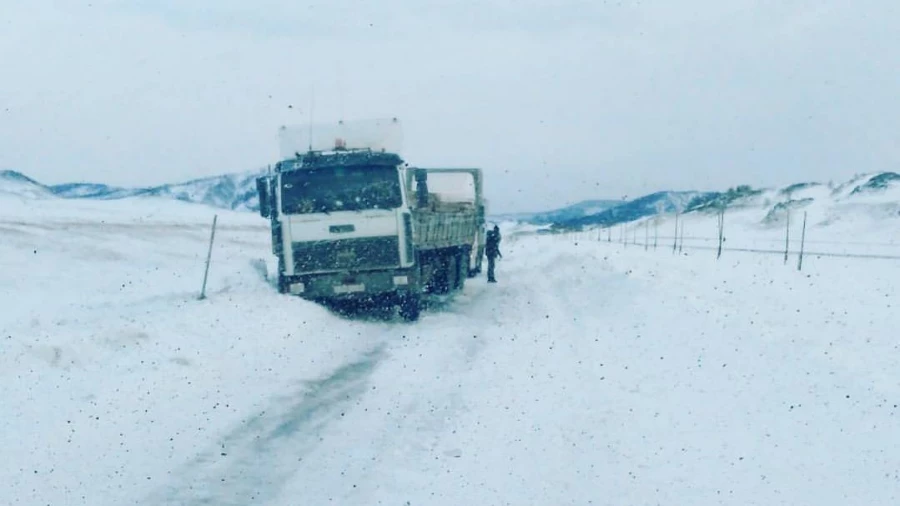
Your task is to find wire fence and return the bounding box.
[525,210,900,270]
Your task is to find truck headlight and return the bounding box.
[393,276,408,285]
[289,282,305,294]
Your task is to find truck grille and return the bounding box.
[292,236,400,273]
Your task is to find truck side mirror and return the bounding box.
[257,177,271,218]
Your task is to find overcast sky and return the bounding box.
[2,1,898,213]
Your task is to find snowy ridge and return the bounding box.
[49,169,269,211]
[550,172,900,230]
[0,170,54,199]
[50,182,134,199]
[553,190,712,229]
[491,199,621,225]
[136,170,267,212]
[2,169,898,228]
[1,168,268,211]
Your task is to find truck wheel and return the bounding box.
[448,254,460,291]
[277,257,288,294]
[456,251,468,289]
[432,255,451,294]
[399,295,421,321]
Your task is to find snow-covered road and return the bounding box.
[2,196,898,505]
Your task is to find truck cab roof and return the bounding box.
[275,150,405,173]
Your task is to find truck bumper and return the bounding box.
[283,268,418,301]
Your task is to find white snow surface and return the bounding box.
[2,193,899,505]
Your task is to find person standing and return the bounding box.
[485,225,502,283]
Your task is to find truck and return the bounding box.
[255,119,486,321]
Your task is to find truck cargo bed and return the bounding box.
[411,209,481,250]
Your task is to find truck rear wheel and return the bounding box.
[276,257,288,294]
[399,295,421,321]
[430,254,451,295]
[468,245,483,277]
[455,250,468,290]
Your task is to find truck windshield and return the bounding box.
[280,165,402,214]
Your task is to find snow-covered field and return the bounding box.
[2,193,898,505]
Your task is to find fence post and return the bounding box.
[644,220,649,251]
[608,227,612,243]
[672,213,679,253]
[716,209,725,259]
[199,214,218,300]
[678,219,684,253]
[797,211,807,271]
[654,218,658,249]
[783,208,791,264]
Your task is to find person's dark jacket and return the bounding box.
[486,228,502,258]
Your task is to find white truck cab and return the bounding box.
[257,119,485,320]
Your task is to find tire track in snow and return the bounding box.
[262,281,508,503]
[143,344,387,506]
[268,246,642,504]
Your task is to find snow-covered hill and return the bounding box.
[553,190,712,229]
[5,167,897,229]
[551,172,900,231]
[683,172,900,242]
[0,170,54,199]
[50,169,268,211]
[2,183,899,505]
[0,168,266,210]
[491,199,622,225]
[50,182,135,199]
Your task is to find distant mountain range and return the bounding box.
[491,199,622,225]
[546,172,900,230]
[547,191,713,229]
[1,168,267,211]
[2,168,898,229]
